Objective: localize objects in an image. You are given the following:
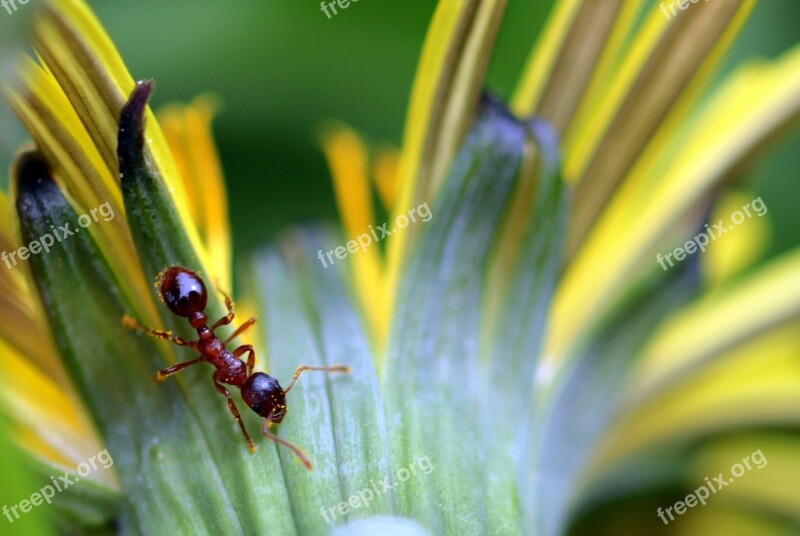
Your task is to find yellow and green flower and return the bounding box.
[0,0,799,534]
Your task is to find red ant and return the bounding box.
[123,266,350,469]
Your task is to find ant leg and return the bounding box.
[212,288,256,342]
[211,288,235,330]
[123,315,197,349]
[156,357,203,381]
[261,416,313,470]
[212,373,256,452]
[233,345,256,375]
[284,364,352,394]
[224,317,257,345]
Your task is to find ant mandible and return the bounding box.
[123,265,350,469]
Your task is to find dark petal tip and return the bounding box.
[14,150,55,196]
[118,79,156,170]
[478,89,518,122]
[14,151,67,224]
[121,79,155,127]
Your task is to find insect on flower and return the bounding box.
[124,266,350,469]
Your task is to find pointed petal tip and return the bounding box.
[479,90,517,122]
[13,150,71,253]
[121,79,156,124]
[14,150,54,197]
[118,79,156,163]
[130,78,156,107]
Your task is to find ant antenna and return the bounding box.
[284,365,352,394]
[262,419,313,470]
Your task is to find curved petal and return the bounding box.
[546,42,800,365]
[158,97,232,288]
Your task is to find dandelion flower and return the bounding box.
[1,1,799,534]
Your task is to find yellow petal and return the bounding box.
[689,434,800,521]
[387,0,507,328]
[703,190,771,287]
[318,123,388,349]
[676,507,789,536]
[6,56,124,217]
[567,1,756,255]
[372,146,400,212]
[423,0,507,200]
[512,0,585,117]
[560,1,646,147]
[513,0,647,136]
[595,322,800,467]
[5,49,150,327]
[632,249,800,399]
[544,41,800,365]
[158,97,231,288]
[4,59,158,323]
[0,338,116,488]
[26,0,215,281]
[0,188,52,370]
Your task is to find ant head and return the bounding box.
[159,266,207,317]
[241,372,287,423]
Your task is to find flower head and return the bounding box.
[1,0,799,534]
